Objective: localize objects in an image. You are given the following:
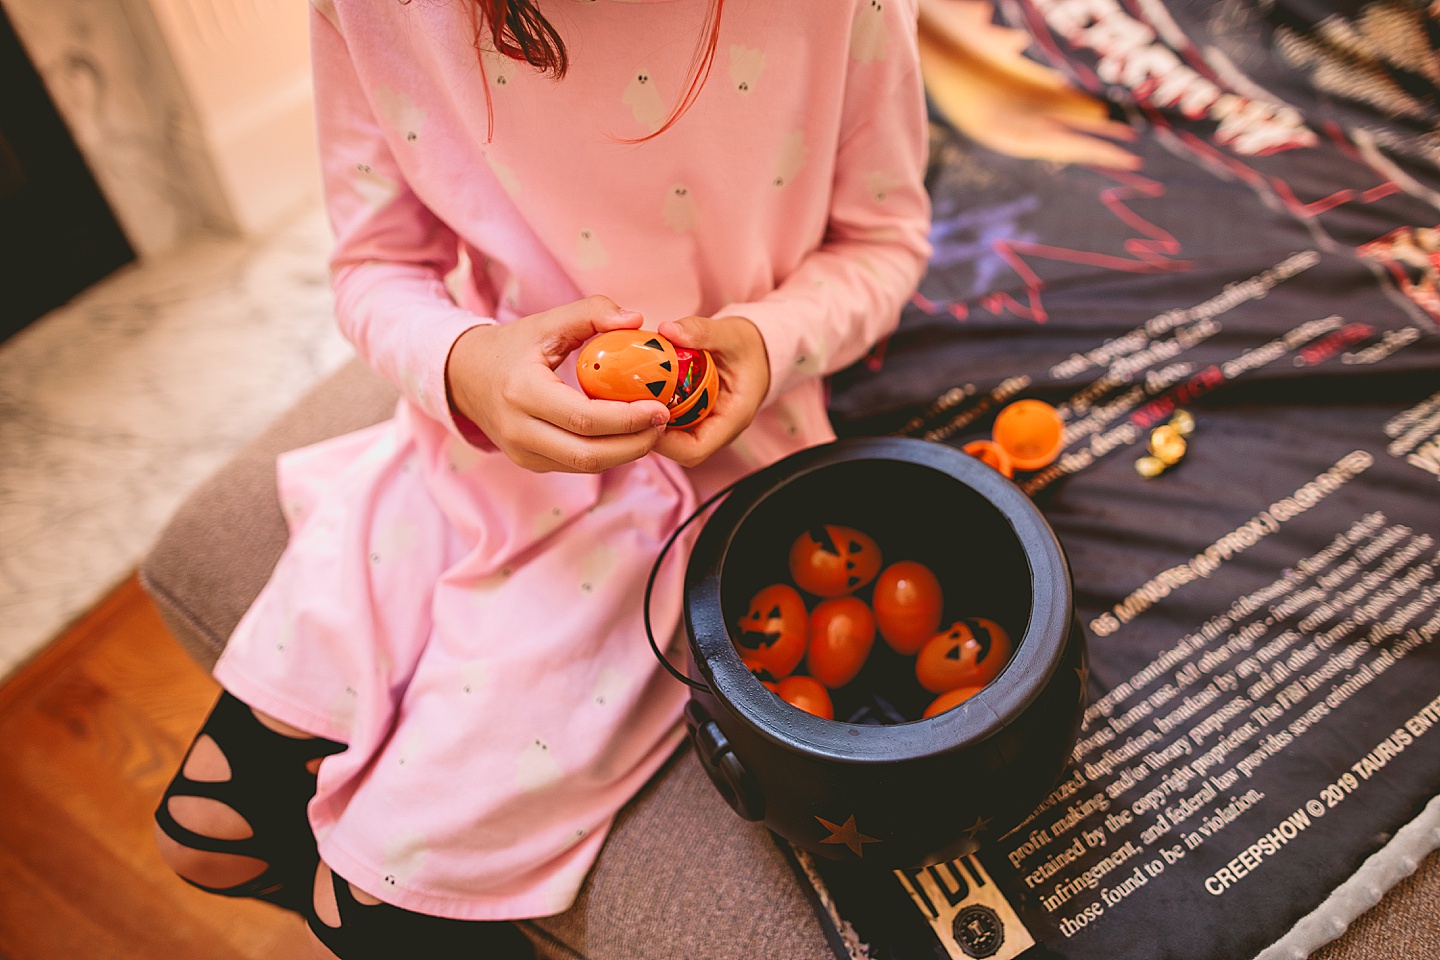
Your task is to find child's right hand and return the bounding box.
[445,296,671,473]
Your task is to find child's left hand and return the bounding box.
[654,315,770,467]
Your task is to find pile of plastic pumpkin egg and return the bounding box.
[731,525,1013,722]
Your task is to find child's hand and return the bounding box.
[654,315,771,468]
[446,296,671,473]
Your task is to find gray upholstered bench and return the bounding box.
[139,357,834,960]
[141,358,1439,959]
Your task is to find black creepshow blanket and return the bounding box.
[797,0,1440,957]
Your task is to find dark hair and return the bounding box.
[466,0,725,140]
[471,0,569,78]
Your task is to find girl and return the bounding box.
[155,0,931,956]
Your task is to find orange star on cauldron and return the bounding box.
[816,814,881,857]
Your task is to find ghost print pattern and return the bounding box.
[578,543,618,594]
[370,519,419,565]
[479,41,517,88]
[773,131,807,189]
[373,85,426,143]
[353,162,400,212]
[728,45,765,94]
[663,185,699,232]
[381,828,431,891]
[851,0,890,63]
[575,229,609,270]
[622,69,666,131]
[591,667,632,707]
[516,738,563,792]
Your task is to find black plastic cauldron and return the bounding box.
[680,437,1087,867]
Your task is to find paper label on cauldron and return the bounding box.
[894,856,1036,960]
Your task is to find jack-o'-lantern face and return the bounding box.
[788,526,882,598]
[915,617,1013,694]
[667,346,718,430]
[576,330,679,406]
[740,657,780,691]
[734,583,808,679]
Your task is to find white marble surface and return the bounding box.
[0,206,352,681]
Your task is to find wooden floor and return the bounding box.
[0,576,310,960]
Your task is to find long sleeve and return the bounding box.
[718,0,933,406]
[310,6,493,440]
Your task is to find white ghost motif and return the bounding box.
[592,667,632,707]
[575,230,609,270]
[622,70,667,130]
[578,543,619,594]
[273,615,296,655]
[381,829,430,887]
[480,43,517,88]
[728,45,766,94]
[516,738,563,792]
[394,727,427,768]
[773,131,807,189]
[851,0,890,64]
[460,659,491,696]
[865,170,904,203]
[328,684,359,732]
[533,503,569,539]
[353,163,399,212]
[663,185,699,233]
[373,85,426,142]
[446,436,482,473]
[369,520,419,564]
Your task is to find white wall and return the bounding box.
[3,0,320,254]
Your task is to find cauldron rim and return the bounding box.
[684,436,1073,763]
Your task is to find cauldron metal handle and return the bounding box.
[643,483,736,692]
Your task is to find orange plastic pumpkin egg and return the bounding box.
[992,399,1064,471]
[741,657,780,691]
[576,330,679,406]
[667,346,719,430]
[915,617,1013,694]
[922,685,985,719]
[733,583,808,679]
[806,597,875,689]
[872,560,943,655]
[775,675,834,720]
[788,526,882,598]
[961,439,1014,478]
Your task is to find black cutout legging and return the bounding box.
[156,691,534,959]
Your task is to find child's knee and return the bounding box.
[311,861,384,928]
[152,816,267,889]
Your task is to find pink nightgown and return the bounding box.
[213,0,931,921]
